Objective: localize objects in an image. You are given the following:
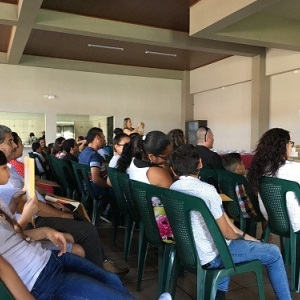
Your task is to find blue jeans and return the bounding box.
[207,240,291,300]
[31,251,135,300]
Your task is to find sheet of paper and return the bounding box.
[24,156,35,201]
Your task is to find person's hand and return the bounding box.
[139,122,145,128]
[22,195,39,220]
[46,229,67,256]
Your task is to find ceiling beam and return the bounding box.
[7,0,43,64]
[0,2,18,26]
[190,0,281,37]
[216,12,300,51]
[19,55,183,80]
[33,9,264,57]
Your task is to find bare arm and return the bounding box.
[216,214,240,240]
[0,255,35,300]
[24,227,67,256]
[36,201,74,219]
[147,167,173,188]
[90,167,110,187]
[223,213,259,242]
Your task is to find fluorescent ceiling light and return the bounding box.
[145,50,176,57]
[88,44,124,51]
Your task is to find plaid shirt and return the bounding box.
[235,183,257,218]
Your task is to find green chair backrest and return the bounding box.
[258,176,300,237]
[0,279,14,299]
[160,188,235,272]
[70,161,95,207]
[118,172,140,222]
[199,168,221,192]
[28,152,47,178]
[130,180,166,247]
[107,167,127,211]
[48,156,78,198]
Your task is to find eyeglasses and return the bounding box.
[289,141,295,147]
[156,154,169,161]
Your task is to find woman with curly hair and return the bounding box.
[167,129,186,150]
[247,127,300,231]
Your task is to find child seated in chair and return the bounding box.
[221,153,257,219]
[169,144,291,300]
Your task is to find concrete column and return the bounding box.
[251,53,270,149]
[181,71,194,129]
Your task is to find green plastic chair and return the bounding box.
[198,168,221,192]
[70,161,102,225]
[216,169,264,236]
[48,156,78,199]
[130,180,177,298]
[108,167,135,257]
[0,280,14,300]
[258,176,300,291]
[28,151,48,179]
[160,188,265,300]
[117,172,147,292]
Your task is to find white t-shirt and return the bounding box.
[259,160,300,232]
[108,154,120,168]
[170,176,230,265]
[0,198,51,291]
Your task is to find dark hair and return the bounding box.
[116,131,170,172]
[47,143,54,154]
[167,129,185,150]
[86,127,103,144]
[29,132,35,137]
[123,118,131,129]
[12,132,19,146]
[76,136,85,141]
[222,153,242,173]
[169,144,200,176]
[113,128,123,136]
[37,137,45,143]
[0,150,7,165]
[63,138,76,153]
[113,133,129,147]
[247,128,290,188]
[32,142,41,152]
[53,137,66,155]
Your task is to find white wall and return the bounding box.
[0,64,182,143]
[270,71,300,144]
[191,56,252,151]
[194,81,252,151]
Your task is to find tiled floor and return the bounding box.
[97,221,300,300]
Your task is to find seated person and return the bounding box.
[0,158,134,300]
[53,137,66,159]
[222,153,257,218]
[0,125,129,275]
[62,138,79,162]
[169,144,291,300]
[195,126,223,169]
[78,127,113,222]
[32,141,49,177]
[0,255,34,300]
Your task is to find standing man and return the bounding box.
[195,126,223,169]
